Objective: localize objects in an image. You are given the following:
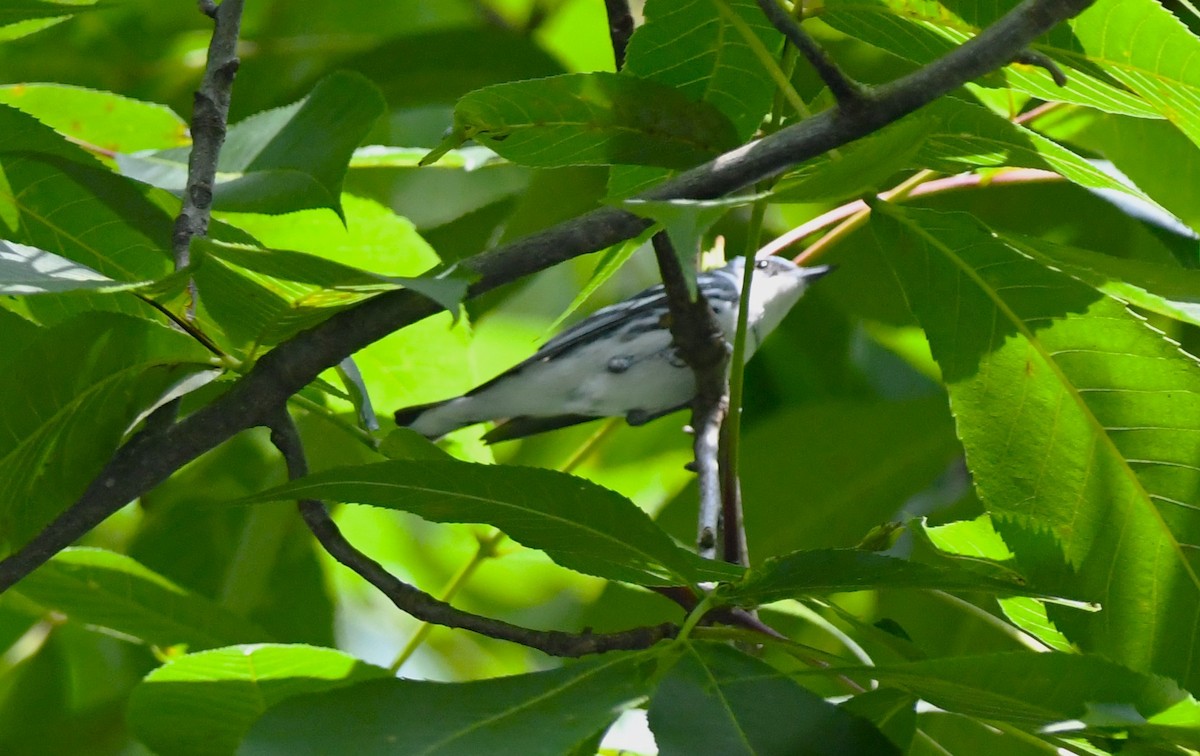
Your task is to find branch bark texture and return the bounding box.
[648,234,730,560]
[0,0,1094,592]
[171,0,243,278]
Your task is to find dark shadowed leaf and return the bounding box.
[648,643,897,756]
[14,548,269,649]
[431,72,739,169]
[722,549,1066,606]
[0,314,213,549]
[624,0,782,140]
[239,651,655,756]
[238,460,741,586]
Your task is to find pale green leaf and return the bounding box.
[128,644,389,756]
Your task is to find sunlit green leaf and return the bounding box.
[869,203,1200,689]
[817,0,1161,119]
[128,644,389,756]
[0,83,187,152]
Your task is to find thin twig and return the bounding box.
[0,0,1096,594]
[266,411,679,657]
[603,0,635,70]
[757,168,1064,262]
[172,0,244,318]
[1011,49,1068,86]
[756,0,864,106]
[650,234,730,561]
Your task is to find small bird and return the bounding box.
[395,256,832,442]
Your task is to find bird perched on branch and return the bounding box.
[395,256,832,442]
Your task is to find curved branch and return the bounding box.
[0,0,1095,593]
[267,413,677,657]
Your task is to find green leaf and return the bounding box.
[541,230,651,335]
[237,459,741,586]
[128,644,390,756]
[1074,116,1200,234]
[1008,232,1200,328]
[648,643,897,756]
[720,397,961,558]
[441,72,739,169]
[0,104,174,295]
[816,0,1162,119]
[915,516,1076,652]
[118,71,386,218]
[868,203,1200,689]
[240,652,653,756]
[191,238,466,348]
[1064,0,1200,149]
[14,548,269,649]
[624,0,783,140]
[722,549,1065,606]
[841,689,917,753]
[337,26,563,108]
[0,238,148,293]
[214,195,473,414]
[201,238,466,312]
[772,118,931,204]
[623,194,767,294]
[348,144,502,170]
[0,0,101,41]
[824,652,1200,747]
[0,83,187,152]
[0,313,213,549]
[914,99,1162,209]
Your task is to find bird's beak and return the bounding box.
[799,264,836,281]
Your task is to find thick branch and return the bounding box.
[603,0,635,70]
[0,0,1095,593]
[267,413,675,656]
[649,234,729,560]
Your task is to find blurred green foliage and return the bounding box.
[1,0,1200,753]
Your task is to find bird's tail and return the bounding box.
[394,399,461,439]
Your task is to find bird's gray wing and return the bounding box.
[465,269,739,398]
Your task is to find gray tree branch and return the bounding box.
[171,0,243,316]
[0,0,1093,593]
[266,412,678,656]
[648,233,730,561]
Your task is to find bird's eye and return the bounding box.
[755,259,770,271]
